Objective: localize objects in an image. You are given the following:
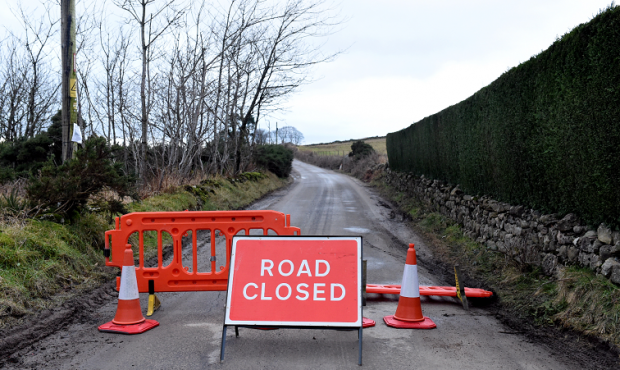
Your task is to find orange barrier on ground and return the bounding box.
[367,284,493,298]
[104,211,300,293]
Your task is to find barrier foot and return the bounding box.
[220,325,227,362]
[362,317,375,328]
[235,326,240,337]
[146,293,161,317]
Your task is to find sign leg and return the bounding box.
[235,325,240,337]
[358,327,363,366]
[362,260,367,306]
[220,325,227,362]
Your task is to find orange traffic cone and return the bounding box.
[98,244,159,334]
[383,244,436,329]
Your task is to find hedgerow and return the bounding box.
[387,5,620,228]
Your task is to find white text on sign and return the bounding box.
[242,259,346,301]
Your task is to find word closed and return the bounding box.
[225,236,362,326]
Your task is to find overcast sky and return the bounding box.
[0,1,614,144]
[268,0,614,144]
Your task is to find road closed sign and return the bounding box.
[225,236,362,327]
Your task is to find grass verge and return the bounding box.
[0,171,287,329]
[370,172,620,348]
[127,171,287,262]
[0,213,110,323]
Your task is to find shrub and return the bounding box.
[255,144,294,178]
[0,188,30,217]
[387,5,620,228]
[349,140,375,160]
[26,136,137,220]
[0,111,62,183]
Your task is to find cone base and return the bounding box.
[98,319,159,335]
[112,298,146,325]
[363,317,376,328]
[383,315,436,329]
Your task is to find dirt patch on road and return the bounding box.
[0,275,118,366]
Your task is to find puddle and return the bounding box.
[344,227,371,233]
[185,323,213,328]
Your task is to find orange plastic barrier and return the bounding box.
[104,211,300,293]
[367,284,493,298]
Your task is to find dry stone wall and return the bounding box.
[384,168,620,285]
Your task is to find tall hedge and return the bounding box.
[387,6,620,228]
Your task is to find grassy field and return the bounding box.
[298,136,386,156]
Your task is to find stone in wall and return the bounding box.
[542,253,558,276]
[598,224,613,245]
[600,245,613,262]
[601,258,619,277]
[611,264,620,285]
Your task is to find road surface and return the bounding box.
[9,160,578,369]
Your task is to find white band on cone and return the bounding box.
[400,264,420,298]
[119,266,140,300]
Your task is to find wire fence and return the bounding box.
[303,150,348,157]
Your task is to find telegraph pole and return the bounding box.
[61,0,77,162]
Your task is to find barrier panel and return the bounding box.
[104,211,300,294]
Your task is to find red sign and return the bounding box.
[225,236,362,327]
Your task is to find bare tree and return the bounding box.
[278,125,303,144]
[17,3,59,139]
[232,0,339,173]
[0,0,339,189]
[73,0,100,138]
[114,0,186,183]
[0,3,59,141]
[0,37,28,141]
[254,128,269,145]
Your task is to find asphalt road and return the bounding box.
[11,160,578,369]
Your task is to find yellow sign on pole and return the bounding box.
[69,78,77,98]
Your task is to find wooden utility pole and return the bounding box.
[61,0,77,162]
[275,122,278,145]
